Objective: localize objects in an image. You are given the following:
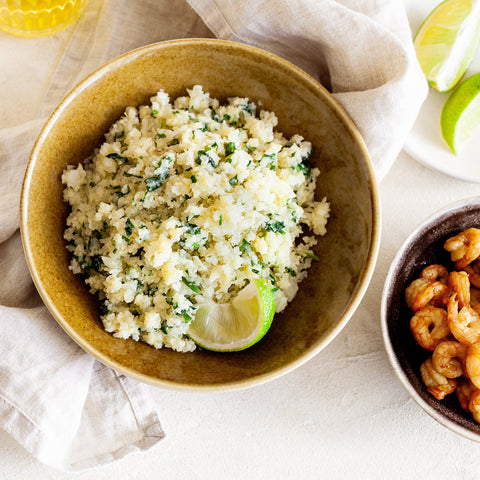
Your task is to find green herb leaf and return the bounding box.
[125,218,134,237]
[161,324,170,334]
[182,276,201,293]
[209,106,220,122]
[185,223,201,235]
[145,171,168,192]
[239,239,251,252]
[225,142,236,156]
[195,150,217,168]
[285,267,297,277]
[106,152,128,162]
[264,215,286,234]
[242,104,253,115]
[146,286,158,296]
[229,175,238,186]
[305,251,320,261]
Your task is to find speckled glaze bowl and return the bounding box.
[21,39,380,391]
[382,196,480,441]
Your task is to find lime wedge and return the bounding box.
[441,71,480,153]
[188,279,275,352]
[414,0,480,92]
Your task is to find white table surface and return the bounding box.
[2,3,480,479]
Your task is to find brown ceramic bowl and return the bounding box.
[382,196,480,441]
[21,39,380,390]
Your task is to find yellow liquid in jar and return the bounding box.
[0,0,89,37]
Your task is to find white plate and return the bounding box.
[403,0,480,183]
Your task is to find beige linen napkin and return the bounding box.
[0,0,427,472]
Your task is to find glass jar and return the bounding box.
[0,0,89,37]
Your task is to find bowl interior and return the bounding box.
[22,39,379,389]
[383,197,480,439]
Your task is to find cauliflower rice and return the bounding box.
[62,86,329,352]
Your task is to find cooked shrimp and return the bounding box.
[420,357,457,400]
[466,343,480,389]
[447,294,480,345]
[463,259,480,289]
[410,306,450,351]
[412,281,449,312]
[444,228,480,270]
[456,377,477,411]
[469,389,480,423]
[448,270,470,309]
[405,278,432,311]
[432,340,467,378]
[421,264,449,284]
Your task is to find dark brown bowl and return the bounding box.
[382,196,480,441]
[21,39,380,391]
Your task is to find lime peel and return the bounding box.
[188,279,275,352]
[414,0,480,92]
[441,71,480,154]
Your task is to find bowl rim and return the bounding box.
[381,195,480,441]
[21,38,381,391]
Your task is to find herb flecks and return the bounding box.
[125,218,134,237]
[264,214,286,234]
[225,142,236,156]
[145,170,168,193]
[196,149,217,168]
[182,276,201,293]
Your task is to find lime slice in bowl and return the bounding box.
[188,279,275,352]
[441,71,480,153]
[414,0,480,92]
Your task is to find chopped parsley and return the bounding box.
[225,142,236,156]
[195,149,217,168]
[239,239,251,252]
[125,218,134,237]
[241,103,253,115]
[285,267,297,277]
[145,170,169,193]
[305,251,320,262]
[185,223,201,235]
[182,277,201,293]
[106,152,128,162]
[209,106,220,122]
[264,214,286,234]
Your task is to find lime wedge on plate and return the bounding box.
[188,279,275,352]
[441,71,480,153]
[414,0,480,92]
